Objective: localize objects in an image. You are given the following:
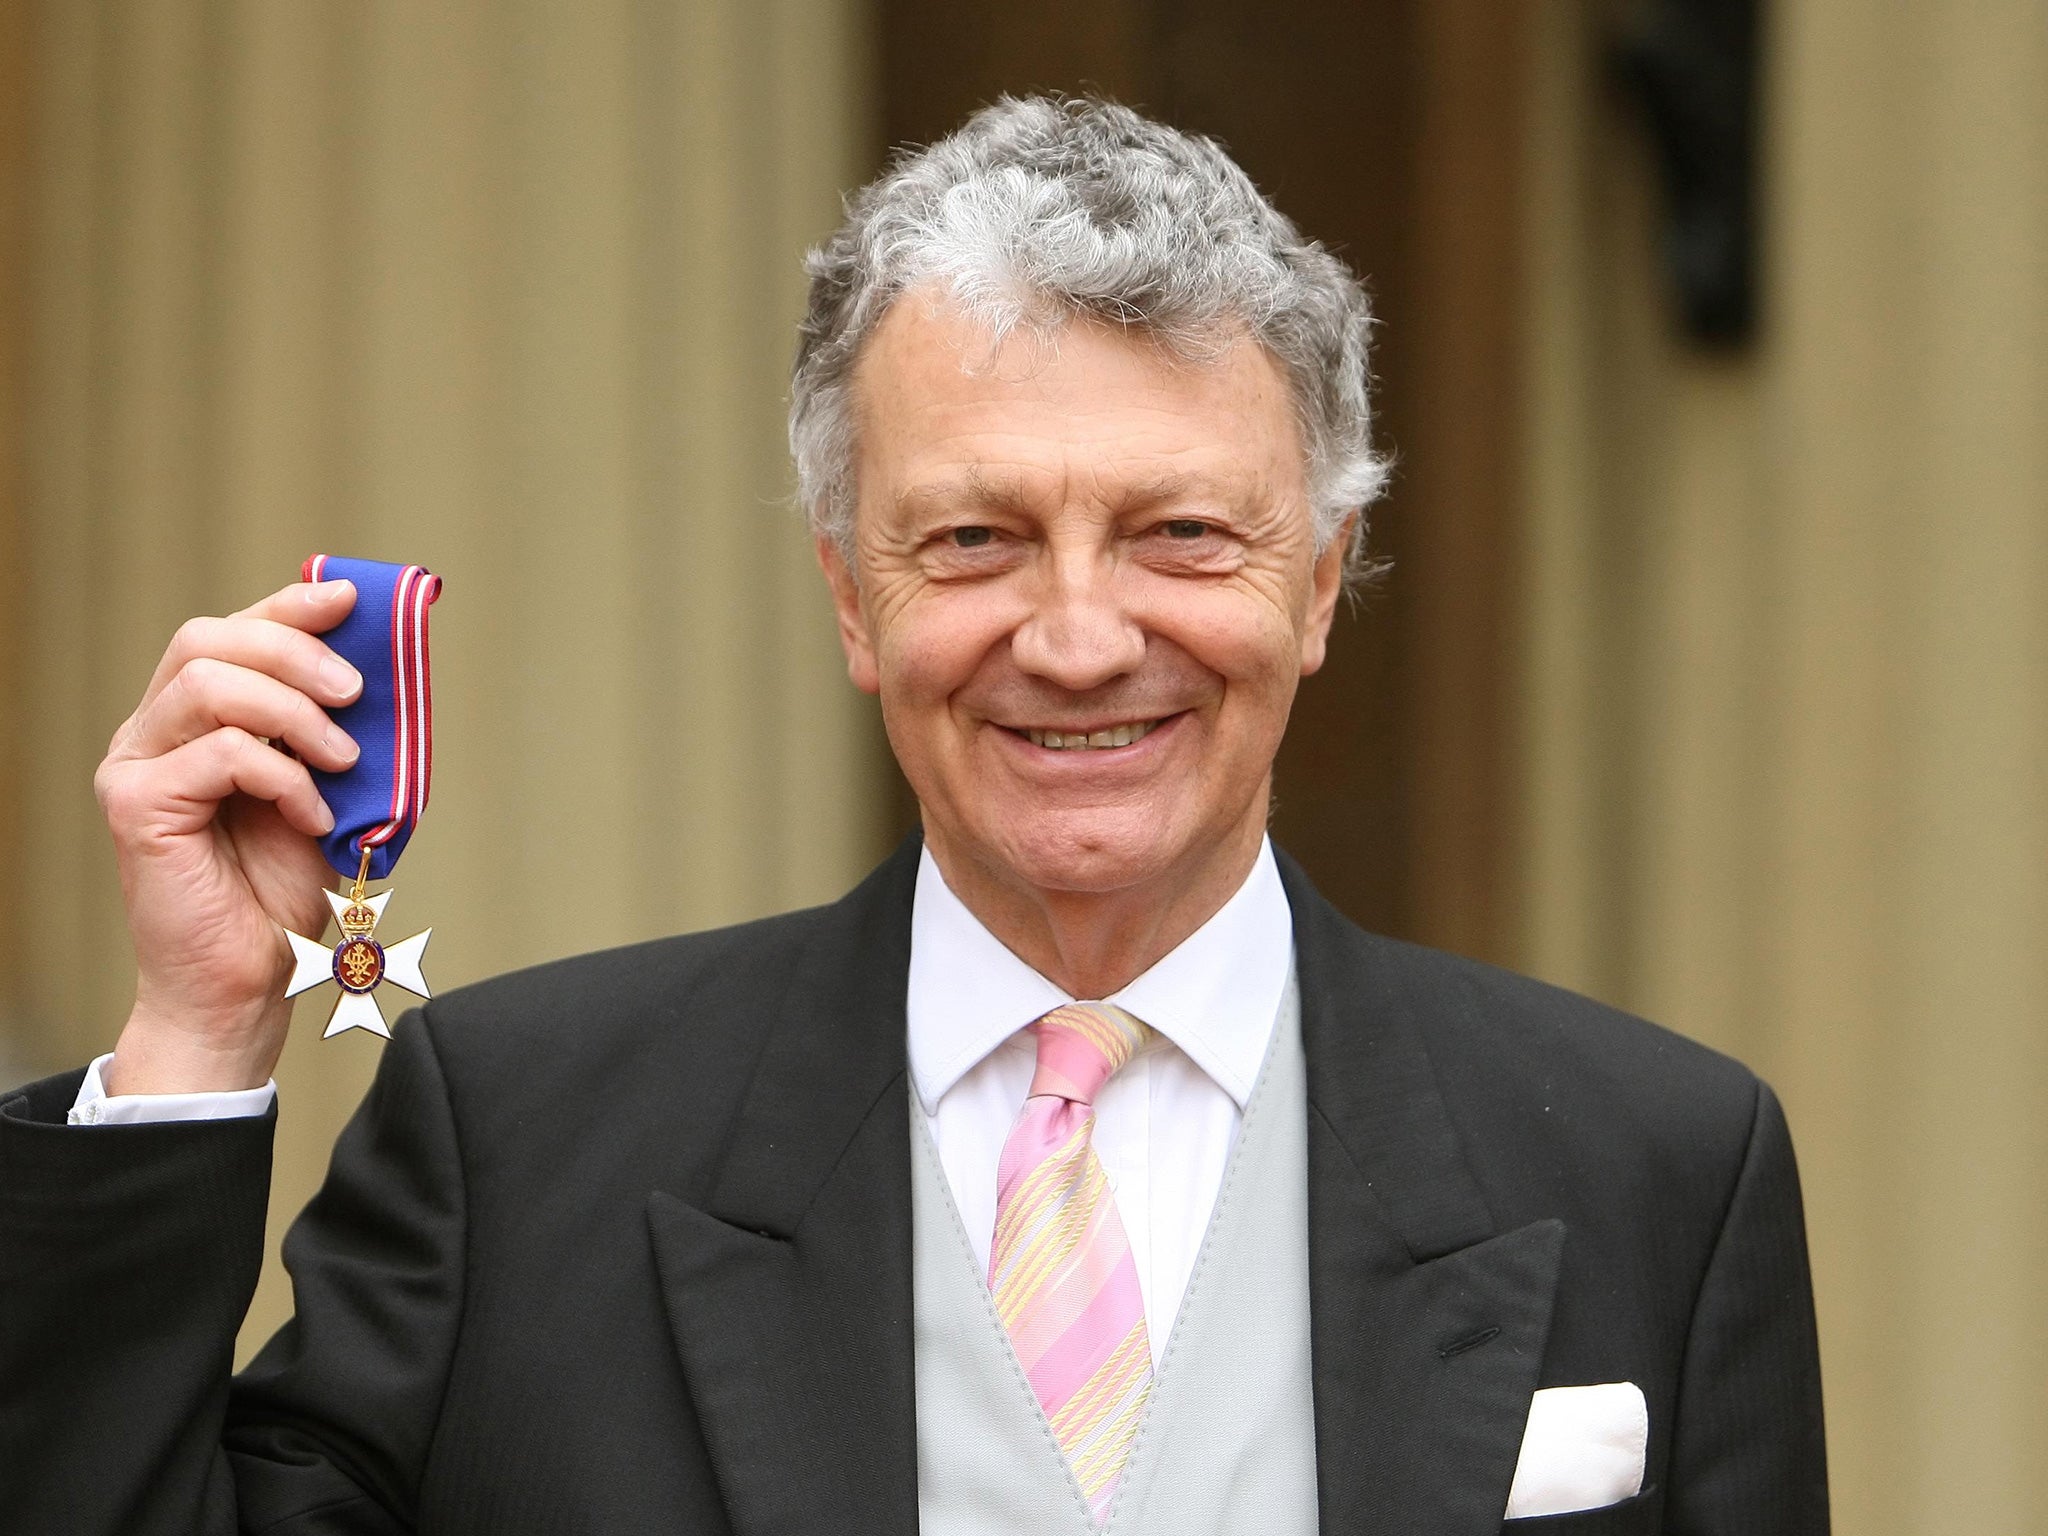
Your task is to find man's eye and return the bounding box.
[1163,520,1212,539]
[950,526,995,548]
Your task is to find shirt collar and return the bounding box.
[906,838,1294,1115]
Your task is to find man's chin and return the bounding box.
[972,815,1201,900]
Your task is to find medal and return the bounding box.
[281,555,443,1039]
[285,847,433,1038]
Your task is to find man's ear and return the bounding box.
[1299,512,1356,678]
[816,534,881,695]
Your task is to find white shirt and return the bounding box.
[69,1052,277,1124]
[71,840,1298,1365]
[909,840,1293,1363]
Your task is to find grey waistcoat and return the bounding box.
[910,974,1319,1534]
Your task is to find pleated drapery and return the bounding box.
[6,0,878,1355]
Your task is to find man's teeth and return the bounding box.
[1022,720,1160,751]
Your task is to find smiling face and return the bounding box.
[819,291,1349,930]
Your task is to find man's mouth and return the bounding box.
[1015,718,1164,751]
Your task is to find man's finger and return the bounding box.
[102,727,335,842]
[123,657,360,771]
[225,576,357,631]
[139,595,362,717]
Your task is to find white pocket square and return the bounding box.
[1505,1382,1648,1520]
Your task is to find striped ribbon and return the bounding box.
[301,553,441,881]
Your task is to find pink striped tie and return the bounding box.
[989,1002,1153,1523]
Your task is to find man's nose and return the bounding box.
[1008,553,1146,691]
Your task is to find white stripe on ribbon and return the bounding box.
[361,562,439,853]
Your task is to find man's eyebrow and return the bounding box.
[894,466,1020,519]
[895,466,1248,519]
[1116,470,1242,508]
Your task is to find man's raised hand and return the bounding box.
[93,579,364,1095]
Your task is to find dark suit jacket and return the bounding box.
[0,840,1826,1535]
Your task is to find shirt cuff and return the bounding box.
[67,1053,278,1126]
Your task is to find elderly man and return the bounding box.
[1,99,1825,1534]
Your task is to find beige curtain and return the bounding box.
[8,0,879,1355]
[1525,2,2047,1530]
[0,4,26,1053]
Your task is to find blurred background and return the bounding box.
[0,1,2040,1530]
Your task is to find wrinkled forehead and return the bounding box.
[852,279,1257,389]
[845,287,1309,521]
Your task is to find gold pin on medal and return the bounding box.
[284,844,433,1039]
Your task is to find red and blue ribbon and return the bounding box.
[301,554,442,882]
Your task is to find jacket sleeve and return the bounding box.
[0,1068,272,1534]
[1666,1080,1830,1535]
[0,1010,464,1536]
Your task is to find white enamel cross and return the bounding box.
[284,887,433,1039]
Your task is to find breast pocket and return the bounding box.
[1501,1483,1663,1534]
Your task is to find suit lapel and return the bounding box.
[1280,853,1566,1535]
[644,839,1562,1533]
[647,839,921,1536]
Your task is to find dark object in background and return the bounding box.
[1613,0,1761,345]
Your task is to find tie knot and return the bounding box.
[1028,1002,1148,1106]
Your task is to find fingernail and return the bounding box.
[315,799,336,833]
[321,655,362,699]
[327,727,359,765]
[313,578,354,597]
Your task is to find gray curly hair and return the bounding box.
[789,95,1390,583]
